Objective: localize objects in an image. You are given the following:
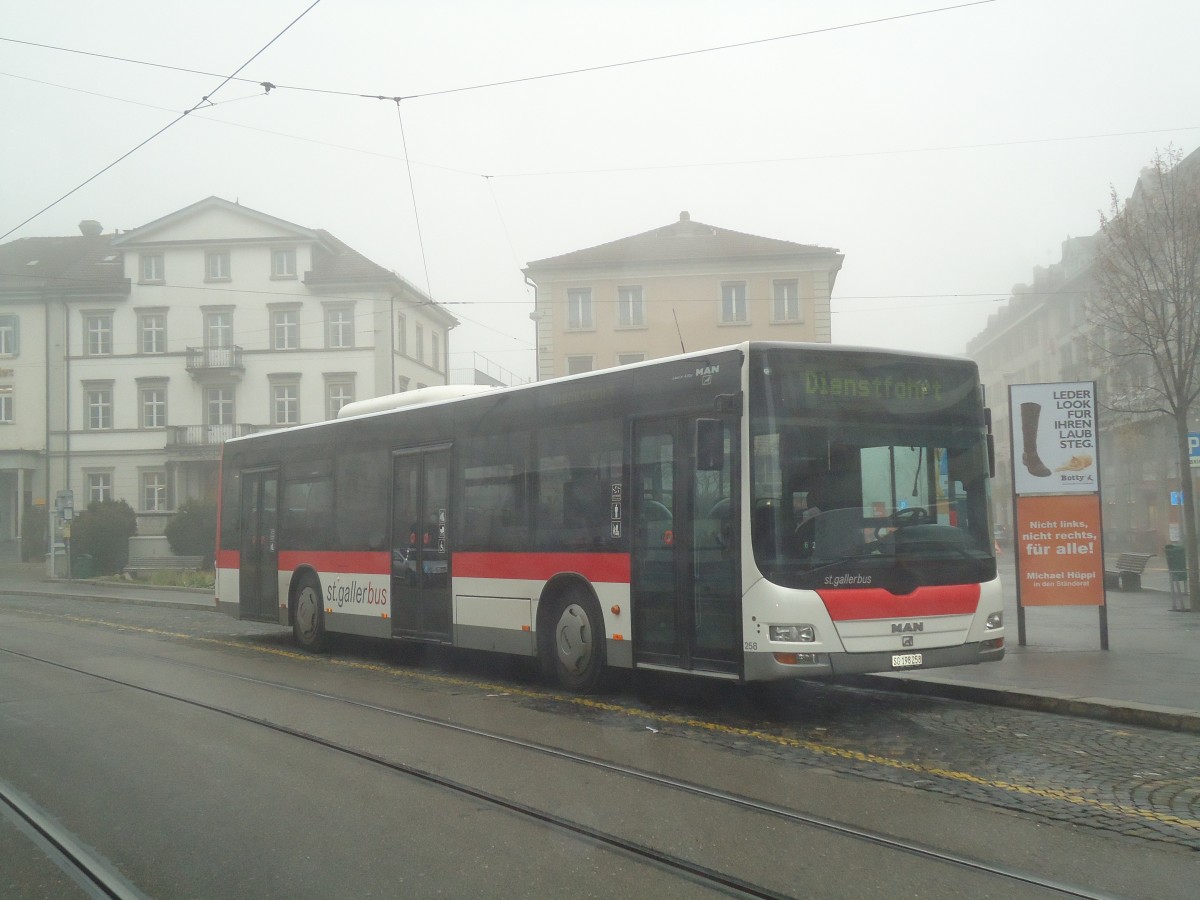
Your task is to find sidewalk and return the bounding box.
[0,561,216,612]
[853,559,1200,732]
[2,559,1197,732]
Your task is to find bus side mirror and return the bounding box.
[695,418,723,471]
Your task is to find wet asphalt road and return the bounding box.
[8,592,1197,853]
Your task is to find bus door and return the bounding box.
[391,446,451,641]
[238,468,279,621]
[632,417,740,675]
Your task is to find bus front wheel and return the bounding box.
[293,574,329,652]
[545,588,606,693]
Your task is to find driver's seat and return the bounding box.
[810,508,865,559]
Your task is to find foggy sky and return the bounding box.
[4,0,1199,382]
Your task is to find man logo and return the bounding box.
[902,635,915,647]
[891,622,924,634]
[696,364,719,386]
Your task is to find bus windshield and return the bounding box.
[749,347,996,591]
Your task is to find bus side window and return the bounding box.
[563,476,606,546]
[534,419,621,551]
[460,432,529,551]
[335,450,388,551]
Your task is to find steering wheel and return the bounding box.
[873,506,931,541]
[893,506,930,527]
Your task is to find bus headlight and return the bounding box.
[986,612,1003,630]
[770,624,816,643]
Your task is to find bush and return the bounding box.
[22,504,49,561]
[165,499,216,569]
[71,499,137,575]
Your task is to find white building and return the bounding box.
[0,197,457,552]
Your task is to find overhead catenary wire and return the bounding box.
[8,67,1196,184]
[0,0,326,241]
[392,100,434,302]
[0,269,1035,308]
[0,269,535,352]
[0,2,996,104]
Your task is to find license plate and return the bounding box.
[892,653,923,669]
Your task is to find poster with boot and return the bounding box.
[1008,382,1099,496]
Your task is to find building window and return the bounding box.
[205,251,231,281]
[415,323,425,363]
[85,314,113,355]
[272,382,300,426]
[325,306,354,349]
[773,280,800,322]
[140,385,167,429]
[272,309,300,350]
[205,311,233,348]
[431,332,441,372]
[617,286,644,327]
[326,379,355,419]
[567,288,593,330]
[140,254,164,283]
[139,312,167,354]
[567,355,593,375]
[0,315,19,355]
[721,282,747,324]
[141,471,168,512]
[0,386,12,423]
[617,352,645,366]
[87,472,113,504]
[85,385,113,430]
[271,248,296,279]
[207,387,235,426]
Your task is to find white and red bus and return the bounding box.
[216,342,1004,691]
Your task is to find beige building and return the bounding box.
[523,212,843,380]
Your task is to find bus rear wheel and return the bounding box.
[293,574,329,652]
[545,588,606,693]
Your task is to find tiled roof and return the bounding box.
[305,230,458,328]
[525,211,840,270]
[0,233,128,296]
[305,229,397,284]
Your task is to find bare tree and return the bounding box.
[1092,147,1200,606]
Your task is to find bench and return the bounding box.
[1104,552,1154,591]
[124,555,205,573]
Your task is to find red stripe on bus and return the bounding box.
[818,584,981,621]
[218,549,628,583]
[454,552,631,583]
[277,550,391,575]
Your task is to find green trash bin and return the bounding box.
[73,554,94,579]
[1165,543,1186,579]
[1165,543,1188,611]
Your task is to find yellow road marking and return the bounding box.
[16,608,1200,833]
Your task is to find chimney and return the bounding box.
[679,211,691,222]
[79,220,103,237]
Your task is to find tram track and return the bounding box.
[1,643,1119,900]
[0,775,147,900]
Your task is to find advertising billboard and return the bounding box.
[1009,381,1098,496]
[1014,494,1105,607]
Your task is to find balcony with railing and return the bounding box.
[185,345,245,380]
[166,423,257,456]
